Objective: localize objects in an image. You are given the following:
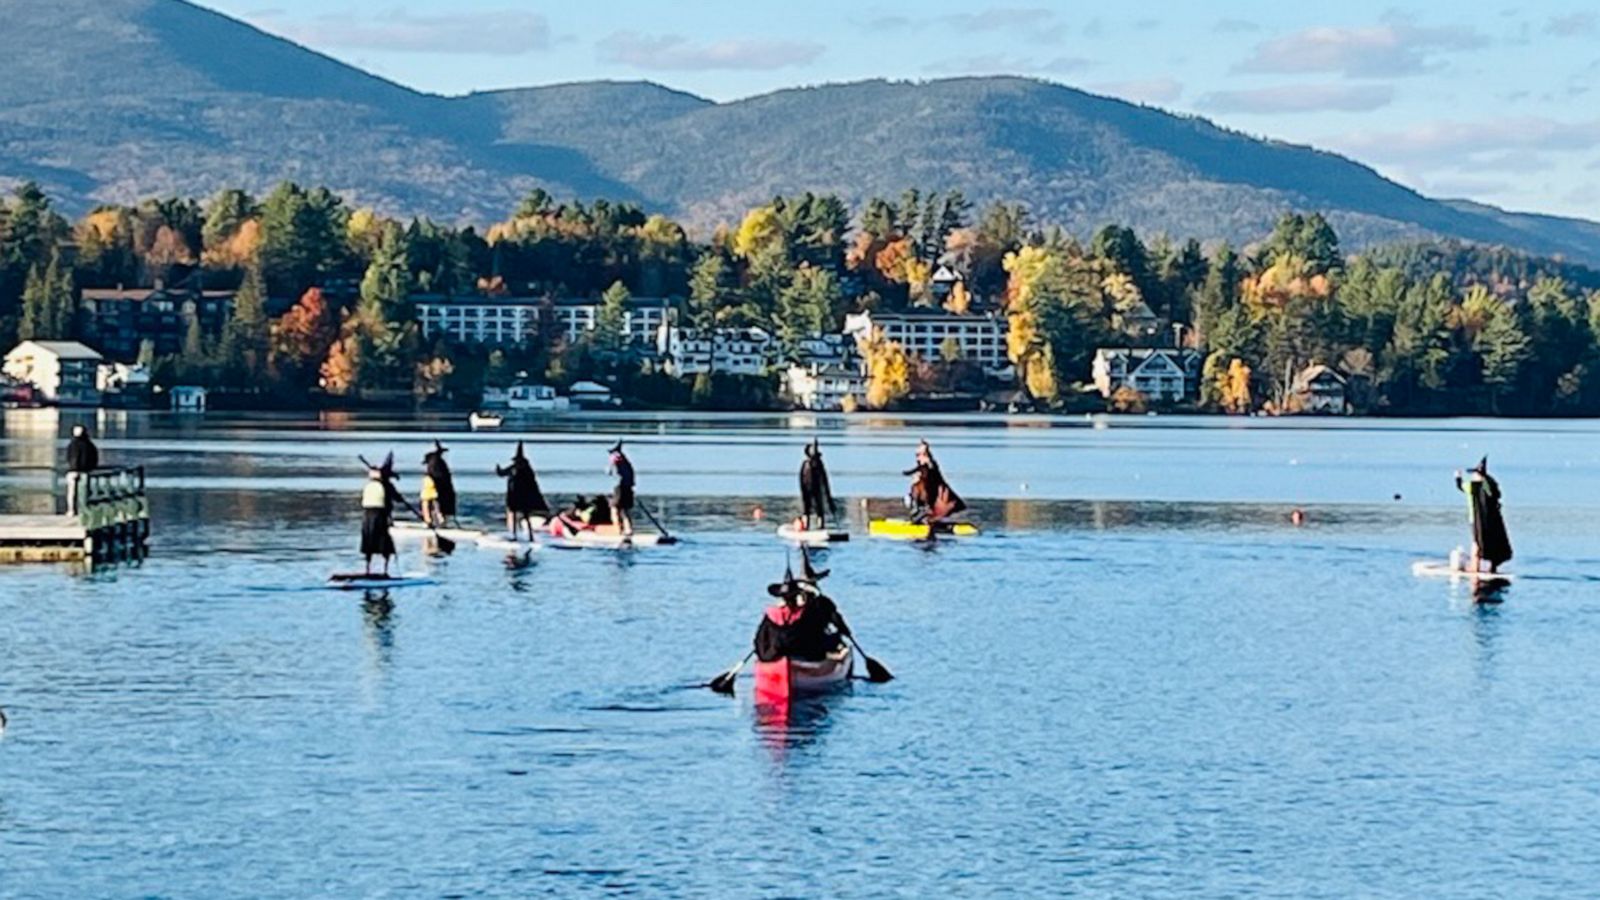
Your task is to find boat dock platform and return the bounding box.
[0,466,150,565]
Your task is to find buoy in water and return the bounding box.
[1291,509,1306,526]
[752,506,764,520]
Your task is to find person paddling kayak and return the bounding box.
[753,560,853,666]
[1456,457,1512,574]
[798,438,838,531]
[496,442,549,541]
[904,439,966,523]
[360,453,405,576]
[608,441,636,539]
[420,440,458,529]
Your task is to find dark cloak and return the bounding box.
[1458,471,1512,566]
[424,450,458,518]
[497,447,549,515]
[799,452,835,519]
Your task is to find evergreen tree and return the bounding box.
[593,280,630,352]
[220,264,270,387]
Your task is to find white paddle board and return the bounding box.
[393,523,489,543]
[777,524,850,544]
[1411,561,1516,582]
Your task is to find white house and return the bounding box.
[843,310,1011,378]
[656,325,777,377]
[1290,364,1349,415]
[97,362,151,394]
[1092,348,1202,402]
[4,341,104,406]
[785,363,868,411]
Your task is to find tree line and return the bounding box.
[1,180,1598,415]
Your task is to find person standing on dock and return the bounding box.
[1456,457,1513,574]
[608,441,635,538]
[799,438,837,531]
[64,425,99,516]
[421,441,458,529]
[496,442,549,542]
[361,454,404,576]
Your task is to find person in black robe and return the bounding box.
[421,440,458,528]
[753,558,852,664]
[1456,457,1512,573]
[798,438,838,531]
[360,453,405,575]
[496,442,549,541]
[609,441,635,537]
[904,439,966,523]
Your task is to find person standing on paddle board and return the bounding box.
[798,438,838,531]
[496,442,549,542]
[904,439,966,524]
[1456,457,1512,574]
[608,441,636,538]
[420,440,458,529]
[361,453,404,576]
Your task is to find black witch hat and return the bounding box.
[608,439,625,455]
[513,441,527,460]
[766,563,801,599]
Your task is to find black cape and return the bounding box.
[753,593,844,663]
[799,456,835,518]
[1460,473,1512,566]
[426,454,457,518]
[497,458,549,515]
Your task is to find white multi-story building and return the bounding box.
[415,294,670,347]
[1092,348,1202,402]
[4,341,104,406]
[784,363,867,411]
[656,325,777,377]
[843,310,1011,377]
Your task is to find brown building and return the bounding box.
[80,281,235,361]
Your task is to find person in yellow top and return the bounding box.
[420,440,457,528]
[361,453,404,576]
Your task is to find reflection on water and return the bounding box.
[1,415,1599,895]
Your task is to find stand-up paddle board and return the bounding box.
[477,534,540,552]
[393,522,489,543]
[777,524,850,544]
[327,573,438,590]
[1411,561,1516,582]
[868,518,980,541]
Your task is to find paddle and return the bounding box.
[636,500,678,545]
[360,455,455,555]
[846,635,894,683]
[708,651,754,695]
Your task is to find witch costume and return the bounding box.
[1456,457,1512,571]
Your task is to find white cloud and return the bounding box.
[923,55,1093,76]
[1331,118,1600,166]
[1236,18,1487,77]
[260,8,550,56]
[597,32,824,71]
[1200,83,1395,114]
[1088,77,1184,106]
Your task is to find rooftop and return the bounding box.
[9,341,104,360]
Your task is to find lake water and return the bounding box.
[3,410,1600,897]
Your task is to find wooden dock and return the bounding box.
[0,466,149,565]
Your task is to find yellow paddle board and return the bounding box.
[868,518,980,540]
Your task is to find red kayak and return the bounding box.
[754,643,853,706]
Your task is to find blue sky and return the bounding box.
[209,1,1600,219]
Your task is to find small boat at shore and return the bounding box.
[868,518,980,541]
[755,643,853,705]
[468,411,504,430]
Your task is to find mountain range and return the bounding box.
[4,0,1599,265]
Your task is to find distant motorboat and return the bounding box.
[468,411,505,430]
